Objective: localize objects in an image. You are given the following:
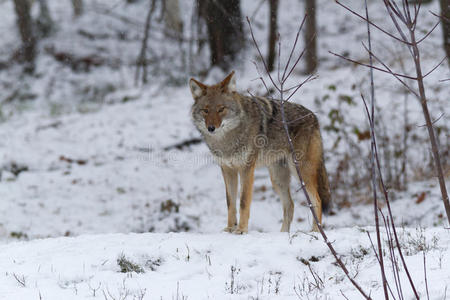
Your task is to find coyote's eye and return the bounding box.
[201,108,209,114]
[218,107,225,113]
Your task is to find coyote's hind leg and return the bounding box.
[269,160,294,232]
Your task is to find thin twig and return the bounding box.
[423,250,430,300]
[13,273,26,287]
[366,232,398,300]
[281,15,307,82]
[364,3,388,298]
[380,209,404,300]
[423,56,447,78]
[361,95,419,299]
[416,112,444,128]
[328,51,417,80]
[335,0,413,46]
[416,20,440,44]
[383,0,414,56]
[361,43,420,98]
[340,290,351,300]
[285,74,317,102]
[247,16,281,92]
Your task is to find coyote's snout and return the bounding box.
[189,71,331,234]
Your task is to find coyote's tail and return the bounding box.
[318,160,331,214]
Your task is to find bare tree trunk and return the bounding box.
[198,0,244,71]
[164,0,183,35]
[71,0,83,17]
[440,0,450,67]
[267,0,278,72]
[304,0,317,74]
[135,0,157,85]
[13,0,36,72]
[37,0,54,38]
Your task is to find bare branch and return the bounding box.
[387,0,408,25]
[246,16,281,92]
[340,290,351,300]
[366,232,398,300]
[13,273,26,287]
[416,20,440,44]
[423,251,430,300]
[281,15,307,82]
[328,51,417,80]
[416,112,445,128]
[406,3,450,226]
[423,56,447,78]
[284,32,316,84]
[277,34,281,84]
[362,8,387,292]
[361,43,420,98]
[361,93,420,299]
[383,0,414,56]
[362,7,388,294]
[413,0,422,27]
[285,74,317,102]
[335,0,413,46]
[379,209,404,300]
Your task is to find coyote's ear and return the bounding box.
[189,78,207,100]
[220,71,236,93]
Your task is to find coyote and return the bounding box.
[189,71,331,233]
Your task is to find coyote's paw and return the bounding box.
[280,226,290,233]
[223,226,237,233]
[232,228,248,235]
[311,224,319,233]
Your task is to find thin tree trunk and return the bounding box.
[13,0,36,72]
[135,0,157,85]
[72,0,84,17]
[164,0,183,35]
[198,0,244,71]
[304,0,317,74]
[37,0,54,38]
[267,0,278,72]
[440,0,450,67]
[409,27,450,226]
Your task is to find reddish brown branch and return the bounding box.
[328,51,417,80]
[335,0,413,46]
[362,2,387,296]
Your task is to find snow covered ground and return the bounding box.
[0,0,449,298]
[0,228,449,299]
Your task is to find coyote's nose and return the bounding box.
[208,125,215,132]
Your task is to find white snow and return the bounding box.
[0,0,448,299]
[0,228,449,299]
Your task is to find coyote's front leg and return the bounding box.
[221,166,238,232]
[234,161,256,234]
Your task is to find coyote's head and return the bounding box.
[189,71,241,136]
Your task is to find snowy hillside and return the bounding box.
[0,0,449,299]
